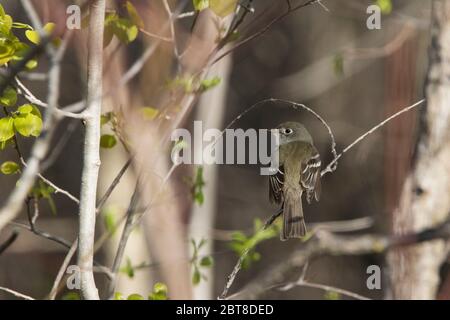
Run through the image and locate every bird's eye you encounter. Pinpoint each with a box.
[284,128,293,135]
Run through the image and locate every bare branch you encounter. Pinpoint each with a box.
[0,231,19,255]
[48,241,77,300]
[77,0,106,300]
[229,216,450,299]
[0,286,34,300]
[278,280,370,300]
[321,99,426,176]
[14,77,86,119]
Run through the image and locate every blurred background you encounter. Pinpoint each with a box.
[1,0,447,300]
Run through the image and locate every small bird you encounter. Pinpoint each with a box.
[269,122,321,240]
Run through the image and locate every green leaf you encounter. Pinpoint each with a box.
[126,1,144,28]
[13,112,42,137]
[376,0,392,15]
[103,23,115,48]
[0,14,13,35]
[25,58,38,70]
[0,86,17,107]
[127,293,144,300]
[62,292,81,300]
[199,256,213,267]
[193,0,209,11]
[25,22,56,45]
[140,107,159,120]
[101,112,113,125]
[0,117,14,142]
[17,104,33,114]
[149,292,167,300]
[120,257,135,278]
[0,43,16,66]
[153,282,168,295]
[47,193,57,215]
[194,191,204,205]
[100,134,117,149]
[149,282,168,300]
[199,77,221,92]
[210,0,238,17]
[31,180,57,215]
[192,166,205,205]
[25,30,39,45]
[114,292,125,300]
[103,209,117,234]
[110,18,138,44]
[324,291,341,300]
[1,161,20,175]
[192,267,201,285]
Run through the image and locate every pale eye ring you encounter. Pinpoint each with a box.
[284,128,293,135]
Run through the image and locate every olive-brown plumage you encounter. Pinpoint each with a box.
[269,122,321,240]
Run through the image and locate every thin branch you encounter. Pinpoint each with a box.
[219,208,282,299]
[0,286,34,300]
[211,0,321,66]
[0,231,19,255]
[96,158,132,211]
[106,162,180,297]
[48,241,77,300]
[321,98,426,176]
[14,77,85,119]
[106,183,140,298]
[139,28,172,42]
[41,121,80,171]
[162,0,180,61]
[278,279,370,300]
[11,220,71,250]
[177,11,196,19]
[19,159,80,204]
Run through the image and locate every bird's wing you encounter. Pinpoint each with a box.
[269,165,284,204]
[300,148,321,203]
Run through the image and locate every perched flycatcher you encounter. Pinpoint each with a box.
[269,122,321,240]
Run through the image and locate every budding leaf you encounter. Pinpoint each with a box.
[25,22,56,45]
[0,117,15,142]
[193,0,209,11]
[376,0,393,15]
[100,134,117,149]
[0,86,17,107]
[126,1,144,28]
[199,256,213,267]
[210,0,238,18]
[13,112,42,137]
[1,161,19,175]
[199,77,221,92]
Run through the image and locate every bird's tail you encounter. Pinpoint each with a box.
[281,189,306,240]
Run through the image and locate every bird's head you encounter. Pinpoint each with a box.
[272,121,313,145]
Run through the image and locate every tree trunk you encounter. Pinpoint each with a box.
[388,0,450,299]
